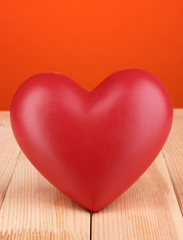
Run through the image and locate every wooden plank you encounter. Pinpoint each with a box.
[163,109,183,214]
[0,151,90,239]
[92,152,183,240]
[0,126,20,208]
[0,111,10,127]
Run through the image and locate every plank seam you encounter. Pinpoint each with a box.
[0,149,21,210]
[90,211,93,240]
[162,149,183,217]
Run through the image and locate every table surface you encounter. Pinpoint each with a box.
[0,110,183,240]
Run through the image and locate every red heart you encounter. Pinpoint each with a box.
[10,69,173,211]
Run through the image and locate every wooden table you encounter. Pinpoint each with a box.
[0,110,183,240]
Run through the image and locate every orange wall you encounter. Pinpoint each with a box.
[0,0,183,109]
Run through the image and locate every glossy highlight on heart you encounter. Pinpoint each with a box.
[10,68,173,211]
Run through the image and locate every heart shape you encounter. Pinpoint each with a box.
[10,68,173,211]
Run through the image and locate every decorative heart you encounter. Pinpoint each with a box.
[10,68,173,211]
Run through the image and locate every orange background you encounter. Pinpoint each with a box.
[0,0,183,109]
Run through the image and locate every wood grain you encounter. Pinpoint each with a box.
[0,126,20,208]
[0,229,88,240]
[92,152,183,240]
[0,111,10,127]
[1,110,183,239]
[163,109,183,214]
[0,152,90,239]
